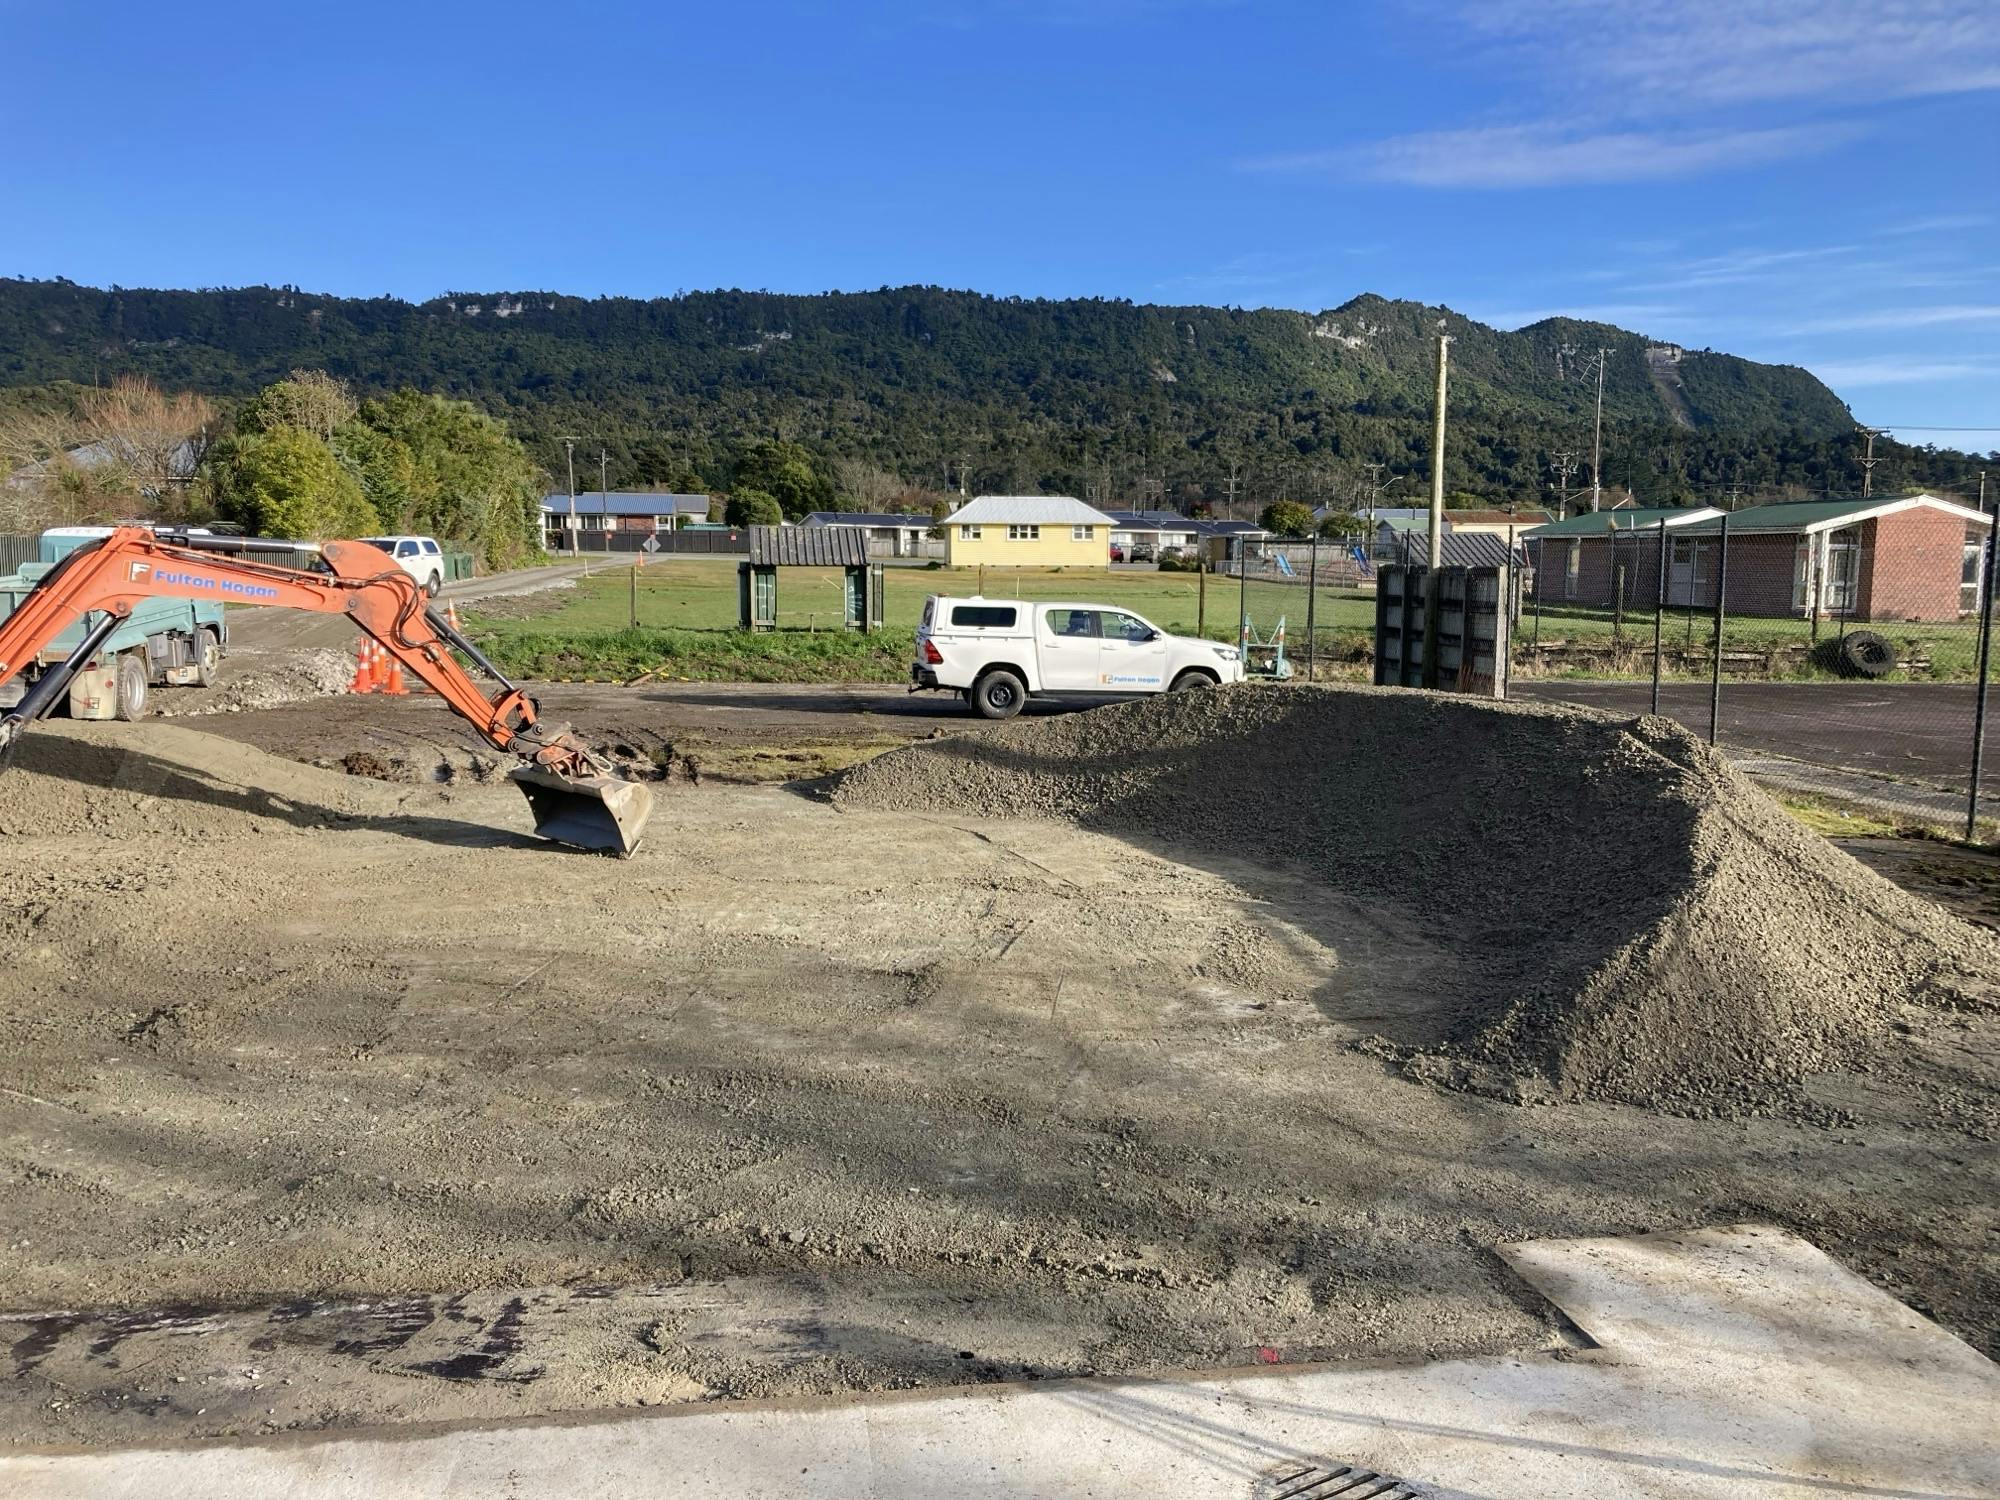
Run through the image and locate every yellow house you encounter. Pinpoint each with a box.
[942,496,1115,568]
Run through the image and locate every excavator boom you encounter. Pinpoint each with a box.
[0,528,652,855]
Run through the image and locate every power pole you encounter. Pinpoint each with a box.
[1859,427,1881,498]
[560,436,579,555]
[1429,331,1450,570]
[1422,327,1451,688]
[1590,348,1608,513]
[1551,451,1577,521]
[599,447,609,504]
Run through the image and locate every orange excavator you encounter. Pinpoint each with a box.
[0,527,653,855]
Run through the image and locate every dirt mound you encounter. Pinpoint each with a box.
[0,719,471,843]
[152,648,355,718]
[832,685,2000,1111]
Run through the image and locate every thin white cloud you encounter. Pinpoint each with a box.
[1453,0,2000,109]
[1667,243,1862,286]
[1811,355,2000,387]
[1793,305,2000,333]
[1875,213,1994,236]
[1251,123,1856,189]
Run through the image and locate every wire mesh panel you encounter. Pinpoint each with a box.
[1514,497,2000,839]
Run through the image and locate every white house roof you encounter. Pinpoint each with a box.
[540,492,711,517]
[944,495,1116,527]
[1672,493,1991,537]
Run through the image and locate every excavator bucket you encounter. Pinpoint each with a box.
[509,766,654,856]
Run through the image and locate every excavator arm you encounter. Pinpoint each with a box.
[0,528,653,854]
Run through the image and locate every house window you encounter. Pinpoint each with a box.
[579,514,606,532]
[1797,532,1860,613]
[1008,524,1041,541]
[959,525,982,540]
[654,515,676,529]
[1564,541,1580,598]
[1964,528,1987,614]
[1071,525,1094,541]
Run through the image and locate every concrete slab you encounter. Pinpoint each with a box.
[6,1225,1996,1498]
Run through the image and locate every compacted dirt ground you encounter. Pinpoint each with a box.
[1,683,1995,1451]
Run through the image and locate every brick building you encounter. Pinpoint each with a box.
[1523,495,1991,622]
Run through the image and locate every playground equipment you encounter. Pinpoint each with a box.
[1238,614,1292,679]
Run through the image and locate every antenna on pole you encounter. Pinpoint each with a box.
[1550,450,1578,521]
[1858,426,1882,498]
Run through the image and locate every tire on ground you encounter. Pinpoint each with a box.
[1169,669,1217,692]
[426,572,443,597]
[972,669,1026,720]
[1836,630,1896,679]
[113,651,149,722]
[194,627,222,688]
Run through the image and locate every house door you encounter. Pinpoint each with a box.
[1668,538,1704,606]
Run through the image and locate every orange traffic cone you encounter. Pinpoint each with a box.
[382,654,408,696]
[348,640,369,693]
[363,640,383,692]
[445,601,463,634]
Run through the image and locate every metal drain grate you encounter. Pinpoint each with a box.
[1257,1462,1423,1500]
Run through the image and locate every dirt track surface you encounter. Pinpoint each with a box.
[2,692,1997,1449]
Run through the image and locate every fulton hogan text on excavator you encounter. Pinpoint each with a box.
[0,528,654,855]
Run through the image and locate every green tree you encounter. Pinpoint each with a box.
[1318,509,1366,539]
[208,426,375,539]
[724,487,783,527]
[1260,500,1314,537]
[735,440,833,521]
[237,369,357,441]
[336,391,544,568]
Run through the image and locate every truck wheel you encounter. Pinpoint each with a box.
[426,571,443,597]
[194,627,222,688]
[114,651,149,722]
[972,670,1026,720]
[1836,630,1896,679]
[1169,669,1217,692]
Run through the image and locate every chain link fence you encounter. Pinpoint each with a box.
[1514,504,2000,839]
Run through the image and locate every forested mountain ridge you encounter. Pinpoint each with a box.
[0,277,1965,506]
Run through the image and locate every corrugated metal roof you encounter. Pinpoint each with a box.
[1389,531,1524,569]
[1523,506,1721,539]
[541,492,711,516]
[800,512,931,529]
[746,525,869,567]
[944,495,1116,526]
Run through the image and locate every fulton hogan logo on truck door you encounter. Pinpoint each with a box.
[127,560,279,601]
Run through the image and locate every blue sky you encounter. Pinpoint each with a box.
[2,0,1996,443]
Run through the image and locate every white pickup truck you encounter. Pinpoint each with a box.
[912,595,1245,718]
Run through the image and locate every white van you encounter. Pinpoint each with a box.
[913,596,1245,718]
[359,535,447,595]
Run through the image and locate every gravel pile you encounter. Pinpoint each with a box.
[152,648,356,718]
[833,684,2000,1111]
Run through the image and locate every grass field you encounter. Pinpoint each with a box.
[462,558,1990,684]
[462,560,1375,682]
[1522,601,1986,680]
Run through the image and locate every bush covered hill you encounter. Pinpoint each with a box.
[0,277,1977,507]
